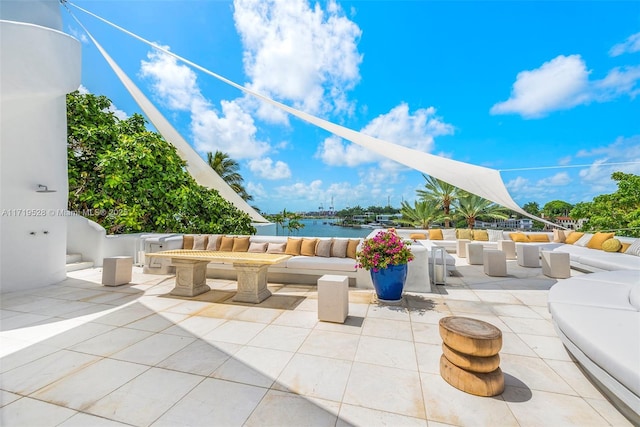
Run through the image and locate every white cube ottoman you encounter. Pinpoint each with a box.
[484,250,507,277]
[102,256,133,286]
[457,239,471,257]
[317,275,349,323]
[497,240,516,260]
[516,244,540,268]
[467,243,484,265]
[541,250,571,278]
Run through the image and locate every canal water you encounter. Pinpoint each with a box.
[273,219,373,238]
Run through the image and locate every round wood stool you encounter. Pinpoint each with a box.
[439,316,505,396]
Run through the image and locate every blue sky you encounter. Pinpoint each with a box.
[62,0,640,215]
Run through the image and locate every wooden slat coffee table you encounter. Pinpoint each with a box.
[147,250,291,302]
[439,316,504,396]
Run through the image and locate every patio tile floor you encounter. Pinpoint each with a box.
[0,257,633,426]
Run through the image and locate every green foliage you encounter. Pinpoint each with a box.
[398,200,444,228]
[266,209,305,235]
[542,200,573,219]
[356,229,414,271]
[569,172,640,237]
[453,192,509,228]
[207,150,253,201]
[521,201,544,229]
[417,175,459,227]
[66,91,255,235]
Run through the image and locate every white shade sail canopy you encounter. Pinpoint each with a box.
[67,2,557,228]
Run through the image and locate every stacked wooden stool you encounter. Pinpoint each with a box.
[439,316,504,396]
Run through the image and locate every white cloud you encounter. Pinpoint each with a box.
[316,103,454,167]
[68,26,89,44]
[77,85,128,120]
[609,32,640,57]
[233,0,362,119]
[491,54,640,118]
[248,157,292,179]
[140,48,270,159]
[490,55,590,118]
[537,172,571,187]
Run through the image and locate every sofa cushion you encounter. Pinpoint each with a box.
[410,233,427,240]
[428,229,443,240]
[509,232,529,243]
[602,238,622,252]
[315,239,332,257]
[621,242,632,253]
[587,232,615,250]
[548,277,637,311]
[331,239,348,258]
[528,234,549,243]
[219,236,234,251]
[442,229,457,240]
[301,238,318,256]
[183,235,194,250]
[248,242,267,253]
[565,232,584,245]
[457,229,473,240]
[206,235,222,251]
[266,242,286,254]
[578,253,640,271]
[193,235,208,250]
[573,233,593,247]
[473,230,489,241]
[487,229,503,242]
[346,239,360,259]
[285,238,303,256]
[287,256,356,272]
[232,236,251,252]
[625,239,640,256]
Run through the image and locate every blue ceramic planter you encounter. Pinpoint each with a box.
[370,264,407,302]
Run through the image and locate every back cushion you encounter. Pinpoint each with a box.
[266,242,287,254]
[301,238,318,256]
[564,232,584,245]
[428,229,443,240]
[219,236,234,251]
[182,235,194,249]
[248,242,268,253]
[285,238,303,256]
[331,239,349,258]
[193,235,208,250]
[487,229,503,242]
[509,232,529,243]
[346,239,360,259]
[586,232,615,250]
[315,239,333,257]
[206,235,222,251]
[528,234,549,243]
[602,238,622,253]
[457,229,473,240]
[232,237,251,252]
[573,233,593,247]
[442,228,457,240]
[473,230,489,241]
[410,233,427,240]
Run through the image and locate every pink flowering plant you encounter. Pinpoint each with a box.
[356,228,414,272]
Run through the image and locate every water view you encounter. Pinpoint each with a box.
[274,218,373,238]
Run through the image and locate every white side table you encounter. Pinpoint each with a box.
[497,240,516,260]
[484,250,507,277]
[102,256,133,286]
[317,275,349,323]
[541,251,571,278]
[457,239,470,258]
[516,244,540,267]
[467,243,484,265]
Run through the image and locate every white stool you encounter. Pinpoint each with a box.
[541,251,570,278]
[467,243,484,265]
[483,250,507,277]
[317,275,349,323]
[497,240,516,260]
[516,244,540,267]
[102,256,133,286]
[457,239,470,257]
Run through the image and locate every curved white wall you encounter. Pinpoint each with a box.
[0,2,81,292]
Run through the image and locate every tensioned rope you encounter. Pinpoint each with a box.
[61,1,563,228]
[500,162,640,172]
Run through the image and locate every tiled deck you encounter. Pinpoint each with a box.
[0,257,633,426]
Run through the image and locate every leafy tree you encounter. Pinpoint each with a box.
[570,172,640,237]
[206,150,253,202]
[66,91,255,235]
[542,200,573,220]
[266,209,305,235]
[522,201,544,229]
[398,200,443,228]
[417,175,459,227]
[453,193,509,229]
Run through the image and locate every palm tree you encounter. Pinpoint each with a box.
[453,193,508,229]
[416,175,458,227]
[398,200,444,229]
[206,151,253,202]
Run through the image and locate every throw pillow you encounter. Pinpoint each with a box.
[331,239,349,258]
[232,236,251,252]
[285,238,303,256]
[410,233,427,240]
[487,229,503,242]
[182,235,194,249]
[457,229,473,240]
[429,229,443,240]
[620,242,632,253]
[509,232,529,243]
[552,229,566,243]
[442,228,457,240]
[564,232,584,245]
[301,238,318,256]
[315,239,333,257]
[219,236,234,251]
[346,239,360,259]
[528,234,550,243]
[266,242,286,254]
[601,238,622,253]
[624,239,640,256]
[206,234,222,251]
[248,242,268,253]
[586,232,615,250]
[573,233,593,247]
[193,234,207,250]
[473,230,489,241]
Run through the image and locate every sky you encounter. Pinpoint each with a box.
[61,0,640,215]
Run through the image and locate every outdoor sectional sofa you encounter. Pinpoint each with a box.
[143,233,436,293]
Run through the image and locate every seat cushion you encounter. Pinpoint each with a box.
[286,256,356,272]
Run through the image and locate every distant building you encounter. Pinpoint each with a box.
[474,218,533,230]
[543,216,587,231]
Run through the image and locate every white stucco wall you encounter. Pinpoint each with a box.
[0,1,81,292]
